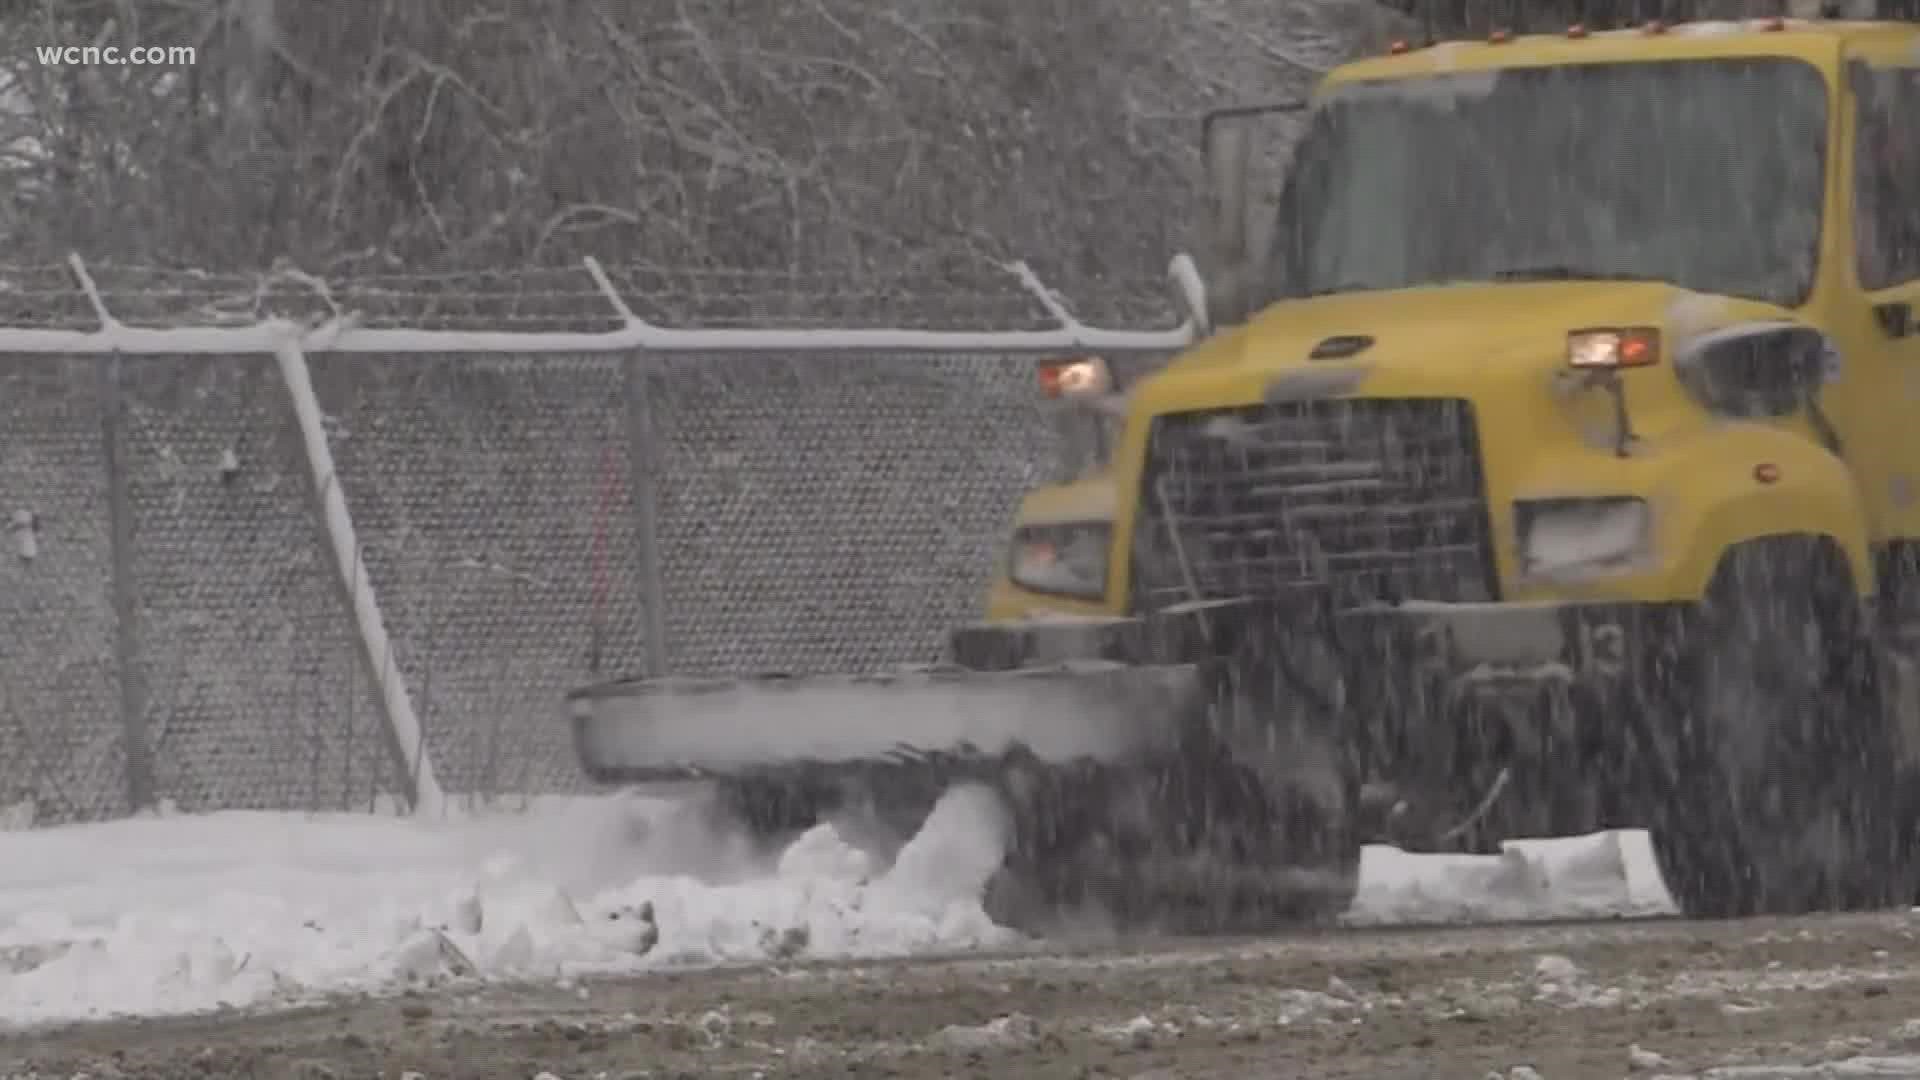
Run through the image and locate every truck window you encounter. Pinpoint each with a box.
[1854,65,1920,290]
[1267,58,1827,308]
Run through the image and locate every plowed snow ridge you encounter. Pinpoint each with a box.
[0,788,1675,1030]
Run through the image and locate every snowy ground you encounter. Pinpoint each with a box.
[0,785,1676,1031]
[16,906,1920,1080]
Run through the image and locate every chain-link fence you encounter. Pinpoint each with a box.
[0,259,1185,825]
[1,356,126,823]
[647,351,1064,677]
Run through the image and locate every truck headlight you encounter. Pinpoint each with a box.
[1038,356,1113,399]
[1009,522,1111,599]
[1517,497,1651,578]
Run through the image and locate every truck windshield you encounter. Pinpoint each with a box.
[1267,57,1828,307]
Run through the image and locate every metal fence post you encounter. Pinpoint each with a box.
[98,349,154,813]
[274,340,444,815]
[622,351,670,678]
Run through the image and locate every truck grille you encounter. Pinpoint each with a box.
[1131,397,1497,611]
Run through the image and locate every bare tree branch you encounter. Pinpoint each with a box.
[0,0,1405,288]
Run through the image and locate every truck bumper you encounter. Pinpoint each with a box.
[1337,599,1686,703]
[952,596,1691,851]
[952,595,1689,834]
[950,596,1689,696]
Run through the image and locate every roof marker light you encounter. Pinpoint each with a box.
[1568,328,1661,370]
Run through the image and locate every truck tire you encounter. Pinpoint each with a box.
[1199,664,1365,928]
[985,663,1362,937]
[1649,540,1910,917]
[988,742,1361,935]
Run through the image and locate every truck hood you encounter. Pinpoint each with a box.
[1147,280,1786,399]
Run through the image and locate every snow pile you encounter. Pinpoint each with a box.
[930,1012,1043,1052]
[1345,829,1675,926]
[0,790,1673,1030]
[0,786,1017,1029]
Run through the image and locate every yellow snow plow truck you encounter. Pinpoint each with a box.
[570,12,1920,929]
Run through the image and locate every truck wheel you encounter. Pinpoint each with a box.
[985,681,1362,937]
[1074,660,1360,935]
[1650,541,1907,917]
[1200,675,1364,928]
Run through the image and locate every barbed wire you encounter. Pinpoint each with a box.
[0,260,1184,333]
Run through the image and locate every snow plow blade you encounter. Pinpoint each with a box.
[565,661,1207,784]
[563,602,1367,934]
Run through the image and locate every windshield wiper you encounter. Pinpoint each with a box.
[1297,268,1657,297]
[1293,268,1658,297]
[1487,265,1657,283]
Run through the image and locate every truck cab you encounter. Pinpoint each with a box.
[976,15,1920,917]
[994,16,1920,625]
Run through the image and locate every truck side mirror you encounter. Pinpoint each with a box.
[1675,323,1834,421]
[1199,101,1306,331]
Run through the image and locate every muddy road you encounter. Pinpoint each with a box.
[10,912,1920,1079]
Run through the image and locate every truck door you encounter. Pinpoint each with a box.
[1846,59,1920,640]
